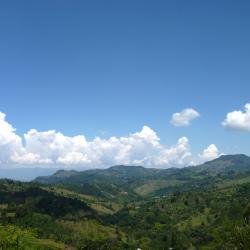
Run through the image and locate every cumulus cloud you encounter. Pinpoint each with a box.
[171,108,200,127]
[0,111,218,168]
[199,144,219,161]
[154,137,192,166]
[0,112,23,163]
[222,103,250,132]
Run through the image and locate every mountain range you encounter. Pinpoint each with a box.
[34,154,250,199]
[0,154,249,249]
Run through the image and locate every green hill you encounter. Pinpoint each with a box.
[34,154,250,198]
[0,154,250,249]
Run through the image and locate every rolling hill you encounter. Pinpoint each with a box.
[0,154,249,249]
[34,154,250,198]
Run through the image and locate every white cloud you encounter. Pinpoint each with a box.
[199,144,219,161]
[0,112,23,163]
[171,108,200,127]
[154,137,192,166]
[222,103,250,132]
[0,111,218,168]
[11,152,53,165]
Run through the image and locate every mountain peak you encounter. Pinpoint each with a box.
[51,169,79,178]
[216,154,248,161]
[207,154,250,165]
[193,154,250,175]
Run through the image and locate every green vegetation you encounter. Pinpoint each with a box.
[0,154,250,249]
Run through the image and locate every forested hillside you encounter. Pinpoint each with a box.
[0,155,250,249]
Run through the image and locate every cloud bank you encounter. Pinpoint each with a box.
[171,108,200,127]
[222,103,250,132]
[0,111,218,168]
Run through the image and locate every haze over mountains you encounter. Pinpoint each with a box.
[0,168,58,181]
[1,154,249,183]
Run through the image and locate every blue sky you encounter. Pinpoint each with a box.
[0,1,250,168]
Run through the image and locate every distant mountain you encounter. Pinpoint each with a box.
[35,154,250,183]
[191,154,250,175]
[35,165,163,184]
[34,154,250,198]
[34,165,164,199]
